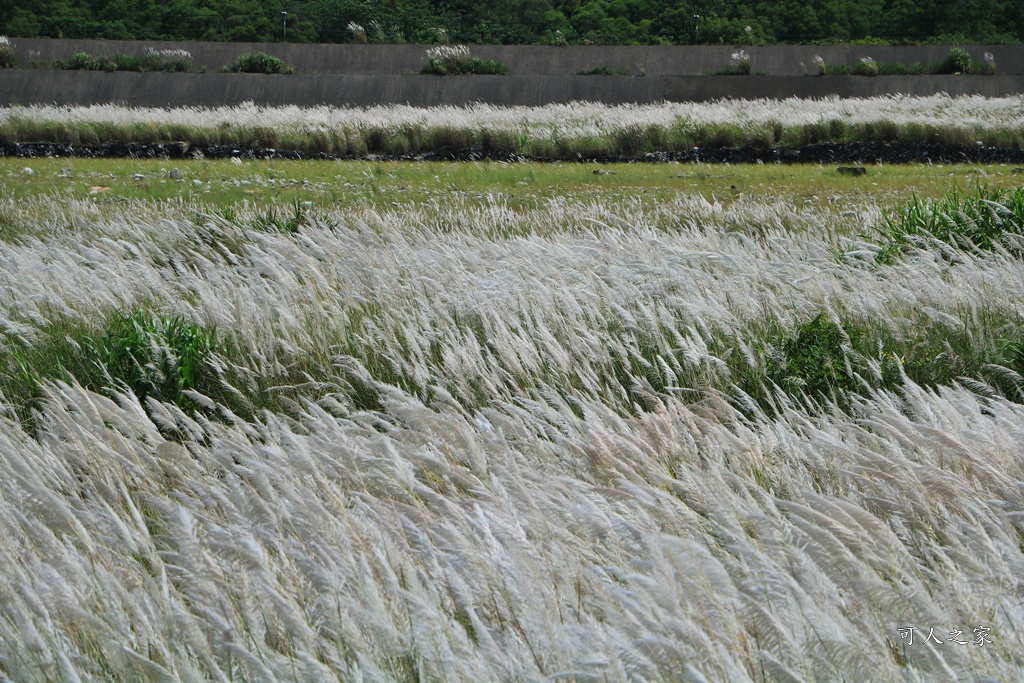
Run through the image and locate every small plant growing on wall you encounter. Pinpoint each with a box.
[982,51,996,75]
[142,47,193,72]
[812,55,826,76]
[45,49,193,72]
[421,45,508,75]
[729,49,751,75]
[714,50,753,75]
[0,36,14,68]
[939,47,972,74]
[225,52,292,74]
[347,21,367,44]
[854,56,878,76]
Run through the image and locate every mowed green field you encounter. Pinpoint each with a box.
[4,157,1022,212]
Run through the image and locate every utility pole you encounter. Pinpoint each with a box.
[693,14,700,44]
[282,1,288,42]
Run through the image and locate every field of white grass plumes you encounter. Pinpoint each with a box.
[0,185,1023,681]
[4,95,1024,155]
[3,95,1023,135]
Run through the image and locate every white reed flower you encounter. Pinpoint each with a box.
[144,46,192,59]
[0,183,1023,681]
[426,44,470,62]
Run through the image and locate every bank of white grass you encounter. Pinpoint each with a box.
[3,95,1024,154]
[0,192,1022,680]
[3,94,1024,137]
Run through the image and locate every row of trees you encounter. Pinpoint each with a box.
[1,0,1020,45]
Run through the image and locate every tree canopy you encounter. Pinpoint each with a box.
[1,0,1020,44]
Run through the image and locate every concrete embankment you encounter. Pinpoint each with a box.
[2,39,1022,107]
[9,39,1024,77]
[2,70,1024,108]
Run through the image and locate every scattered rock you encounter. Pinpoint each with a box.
[89,186,111,194]
[21,167,33,175]
[593,169,617,175]
[132,173,146,180]
[1013,168,1024,174]
[169,168,182,179]
[59,167,72,178]
[837,166,867,176]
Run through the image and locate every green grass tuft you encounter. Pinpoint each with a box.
[1,309,223,431]
[225,52,288,74]
[876,185,1024,264]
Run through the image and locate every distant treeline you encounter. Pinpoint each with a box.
[1,0,1020,45]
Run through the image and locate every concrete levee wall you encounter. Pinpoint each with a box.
[7,38,1024,77]
[2,70,1023,108]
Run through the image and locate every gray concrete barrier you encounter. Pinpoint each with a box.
[7,38,1024,77]
[1,70,1022,108]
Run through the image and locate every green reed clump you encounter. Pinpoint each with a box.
[420,45,508,75]
[766,315,858,400]
[577,65,628,76]
[877,185,1024,264]
[94,309,219,408]
[2,309,225,430]
[225,52,290,74]
[937,47,973,74]
[422,56,508,75]
[51,51,192,72]
[724,307,1024,415]
[248,198,309,233]
[0,36,14,68]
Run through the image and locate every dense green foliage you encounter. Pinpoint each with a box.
[877,185,1024,263]
[420,46,509,74]
[0,37,13,67]
[0,0,1020,45]
[51,50,192,71]
[4,308,226,430]
[225,51,289,73]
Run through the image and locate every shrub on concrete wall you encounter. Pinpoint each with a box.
[982,51,996,75]
[937,47,972,74]
[49,50,192,72]
[854,56,879,76]
[714,50,752,76]
[0,36,13,68]
[420,45,508,75]
[225,52,291,74]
